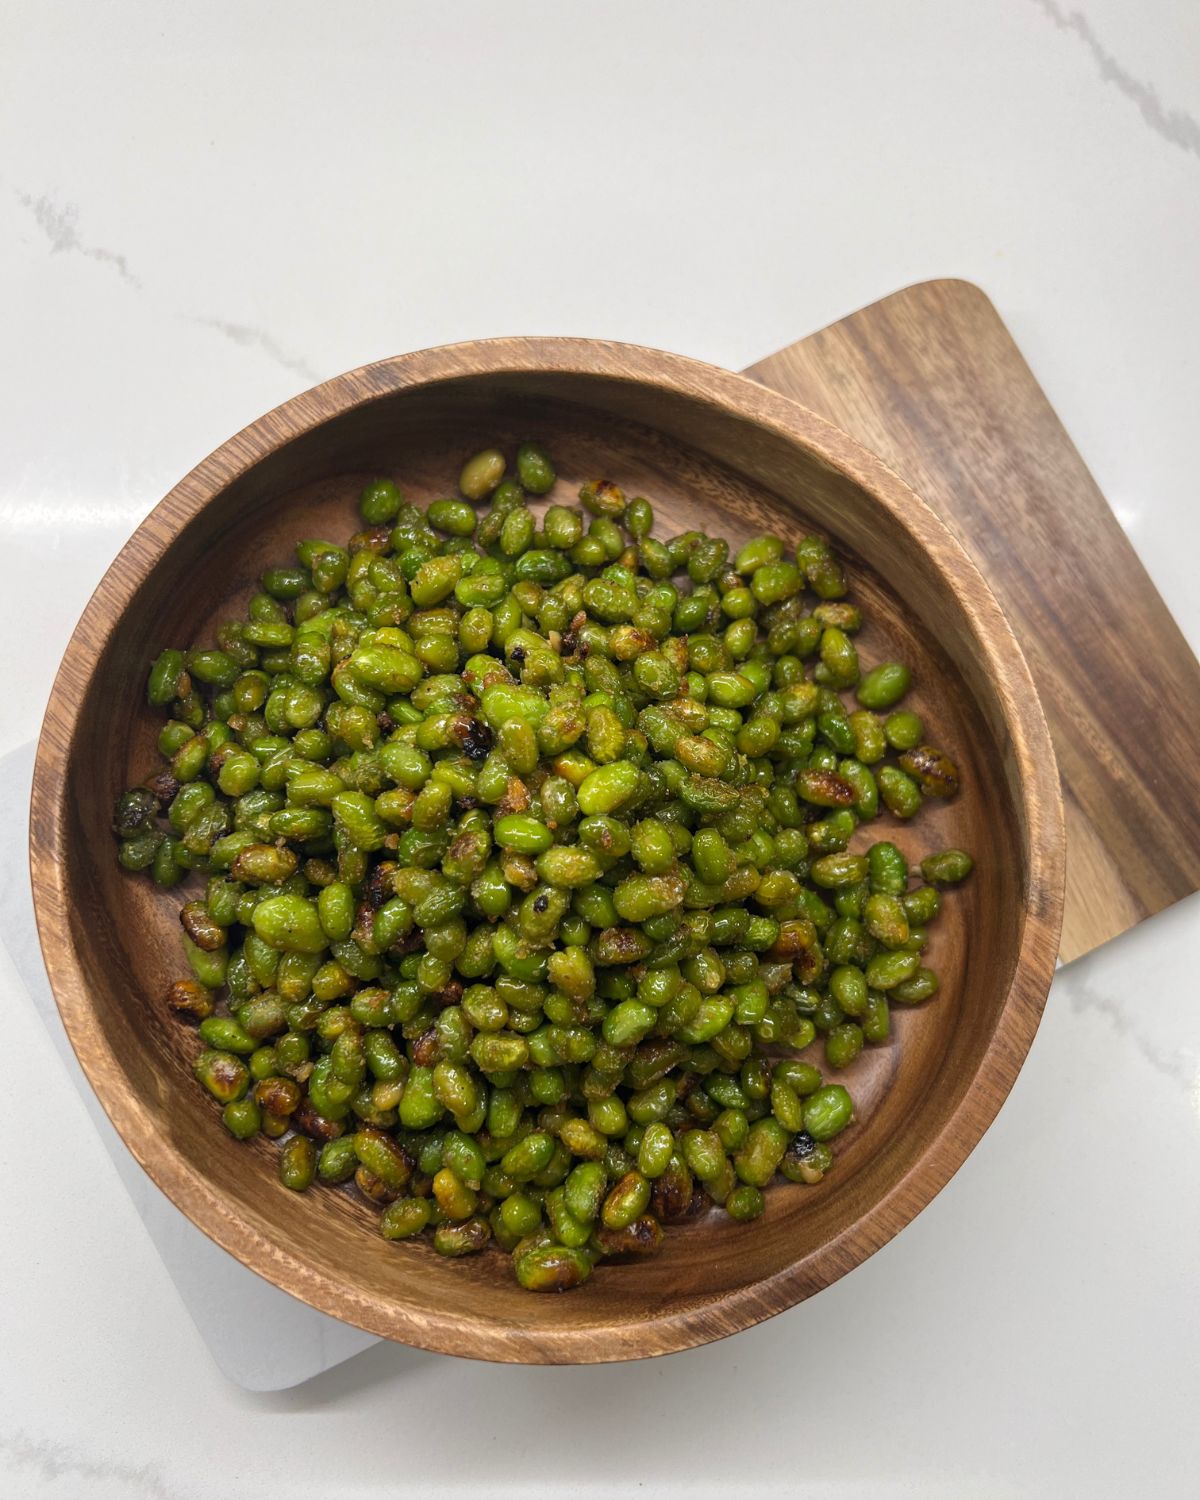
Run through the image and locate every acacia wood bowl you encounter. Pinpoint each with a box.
[30,339,1064,1363]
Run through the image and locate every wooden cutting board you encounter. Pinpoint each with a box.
[745,278,1200,963]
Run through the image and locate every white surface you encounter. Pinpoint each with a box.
[2,0,1199,1493]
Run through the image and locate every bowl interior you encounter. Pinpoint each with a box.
[37,356,1058,1360]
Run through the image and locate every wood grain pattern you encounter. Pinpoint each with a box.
[30,340,1063,1362]
[745,278,1200,962]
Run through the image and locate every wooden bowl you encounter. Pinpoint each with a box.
[30,339,1064,1362]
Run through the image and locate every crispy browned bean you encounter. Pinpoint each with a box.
[164,978,214,1021]
[898,744,960,797]
[180,902,225,951]
[593,1215,664,1258]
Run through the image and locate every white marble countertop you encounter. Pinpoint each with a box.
[3,1,1199,1495]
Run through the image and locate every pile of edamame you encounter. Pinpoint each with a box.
[113,442,972,1291]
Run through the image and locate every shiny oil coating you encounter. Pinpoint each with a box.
[113,445,972,1292]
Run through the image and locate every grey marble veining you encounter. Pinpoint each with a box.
[15,189,144,288]
[1031,0,1200,158]
[11,186,320,388]
[194,319,321,384]
[0,1430,177,1500]
[1064,973,1197,1092]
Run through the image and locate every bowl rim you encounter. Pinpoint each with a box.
[29,337,1065,1362]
